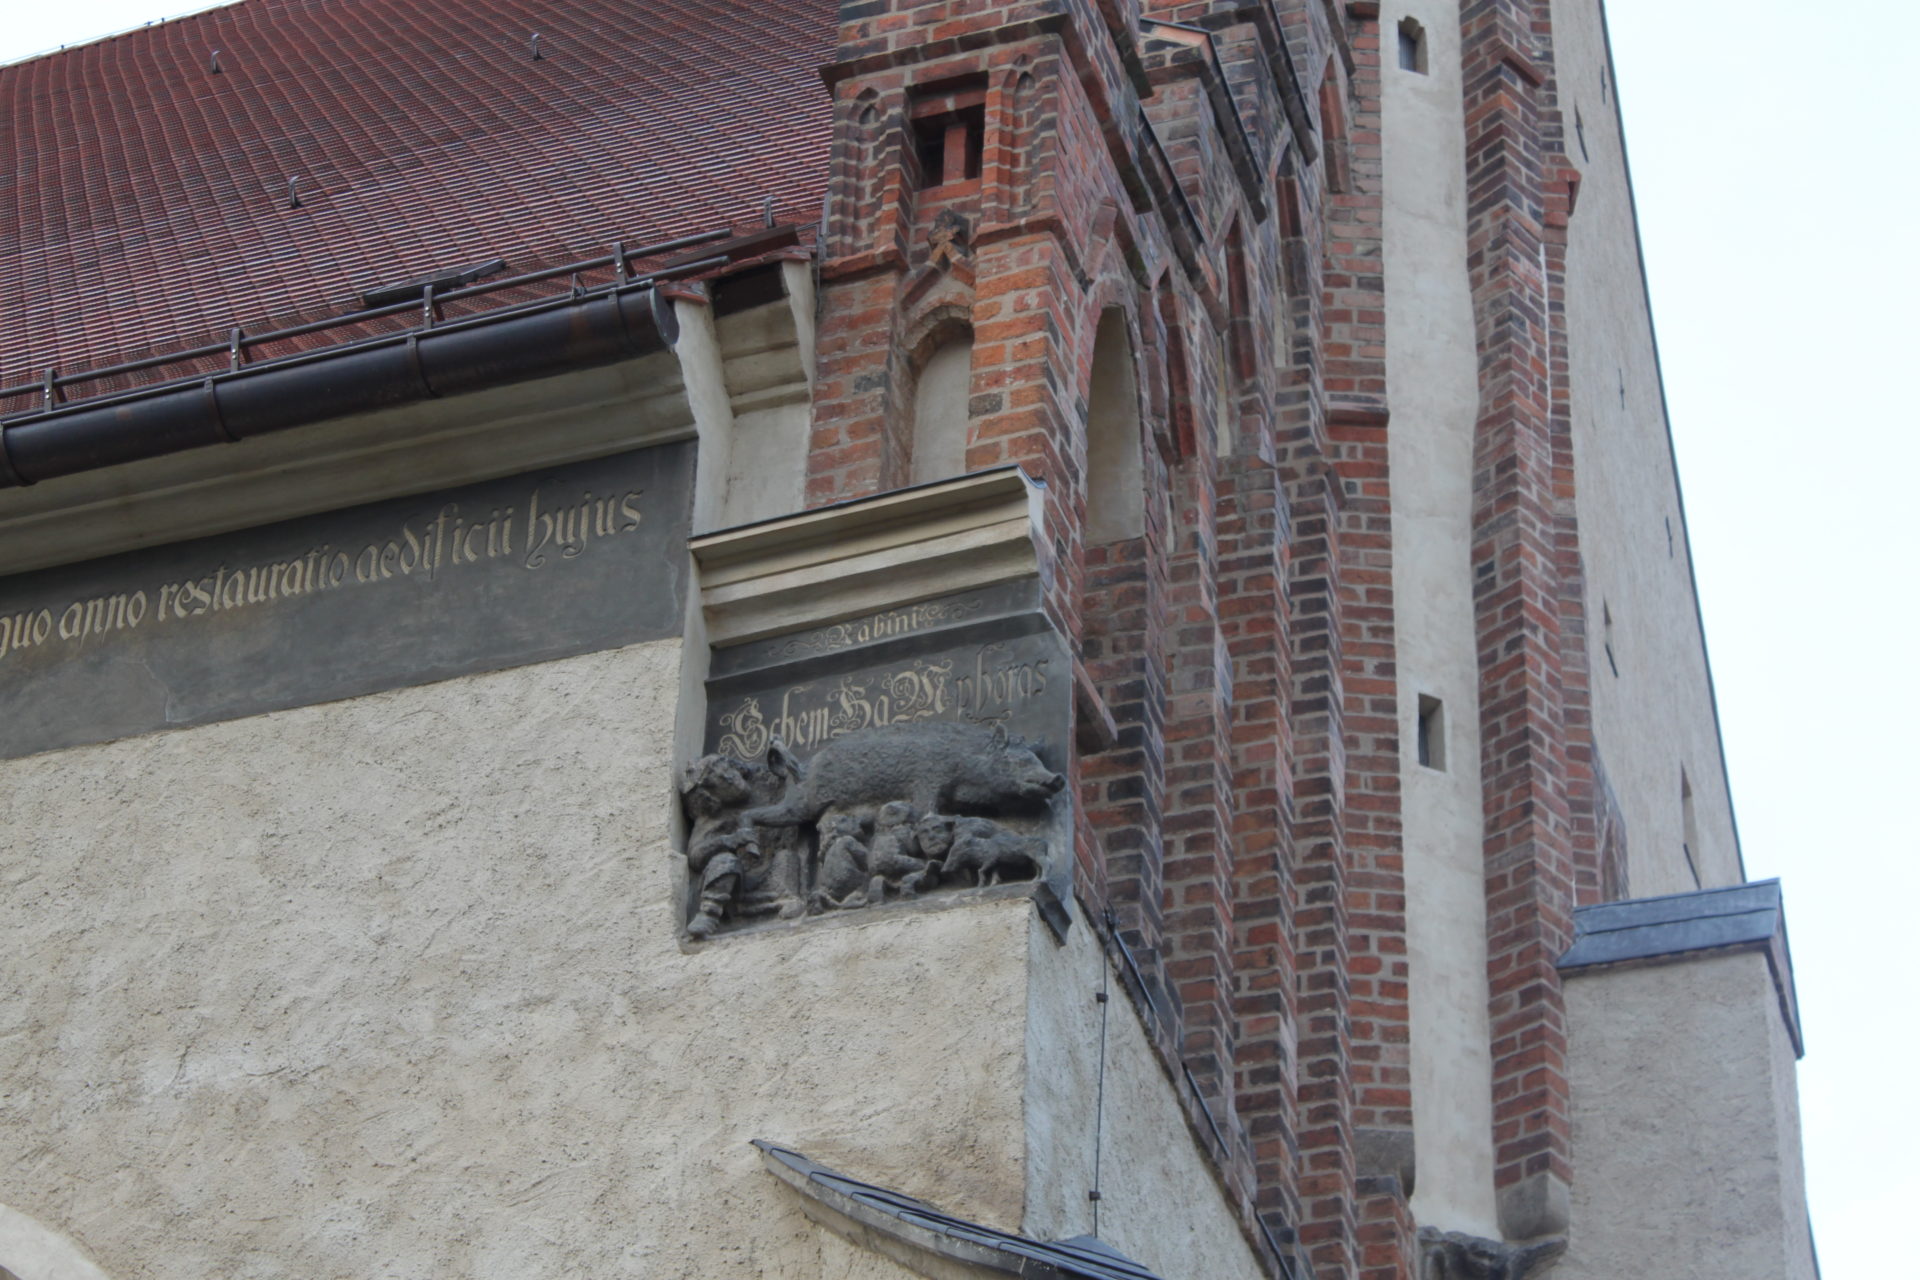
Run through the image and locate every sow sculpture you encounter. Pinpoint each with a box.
[677,722,1063,937]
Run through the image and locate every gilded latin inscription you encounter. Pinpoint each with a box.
[0,486,650,667]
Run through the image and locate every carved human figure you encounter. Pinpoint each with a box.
[864,800,938,901]
[679,741,805,937]
[811,812,871,912]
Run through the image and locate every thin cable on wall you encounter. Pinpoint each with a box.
[1091,906,1116,1235]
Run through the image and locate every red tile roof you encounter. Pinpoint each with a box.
[1,0,837,385]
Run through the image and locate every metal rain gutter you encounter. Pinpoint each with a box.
[0,282,679,490]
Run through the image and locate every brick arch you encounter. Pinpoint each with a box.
[1081,305,1149,548]
[899,301,974,375]
[1153,285,1200,464]
[1075,259,1153,437]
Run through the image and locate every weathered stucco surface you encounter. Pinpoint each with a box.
[1383,0,1500,1237]
[0,639,1035,1280]
[0,1205,110,1280]
[1022,915,1265,1280]
[1560,952,1815,1280]
[1551,0,1742,895]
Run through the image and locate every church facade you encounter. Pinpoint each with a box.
[0,1,1813,1278]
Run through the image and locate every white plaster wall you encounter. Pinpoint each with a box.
[1382,0,1502,1238]
[0,641,1034,1280]
[1550,0,1742,896]
[814,1230,942,1279]
[1560,952,1815,1280]
[1022,917,1266,1280]
[0,1206,111,1280]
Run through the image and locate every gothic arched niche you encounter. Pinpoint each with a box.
[909,326,974,484]
[1084,308,1145,545]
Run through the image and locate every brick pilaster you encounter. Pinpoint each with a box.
[1458,0,1576,1237]
[1219,453,1304,1240]
[1161,445,1241,1122]
[1284,454,1357,1279]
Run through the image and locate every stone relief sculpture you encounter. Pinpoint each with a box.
[678,722,1063,937]
[916,814,1045,887]
[1417,1228,1565,1280]
[680,742,807,938]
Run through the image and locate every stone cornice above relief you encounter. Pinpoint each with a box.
[690,468,1050,648]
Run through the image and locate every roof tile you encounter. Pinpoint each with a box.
[1,0,837,381]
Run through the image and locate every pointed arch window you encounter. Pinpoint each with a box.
[910,331,974,484]
[1085,310,1145,545]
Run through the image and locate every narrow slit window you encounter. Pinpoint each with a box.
[1416,694,1445,770]
[1681,770,1702,889]
[1397,18,1427,74]
[1602,599,1618,677]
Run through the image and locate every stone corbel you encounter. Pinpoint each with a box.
[1418,1227,1566,1280]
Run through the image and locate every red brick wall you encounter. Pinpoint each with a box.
[1458,0,1582,1238]
[807,1,1423,1274]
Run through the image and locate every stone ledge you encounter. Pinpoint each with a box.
[690,467,1048,647]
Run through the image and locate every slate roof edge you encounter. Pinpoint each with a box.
[753,1140,1168,1280]
[1557,879,1804,1059]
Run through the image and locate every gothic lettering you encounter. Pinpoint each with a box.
[0,483,659,668]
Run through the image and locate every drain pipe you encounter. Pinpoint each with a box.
[0,283,678,489]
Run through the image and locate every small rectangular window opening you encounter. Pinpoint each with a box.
[1416,694,1445,770]
[1397,18,1428,74]
[910,89,985,189]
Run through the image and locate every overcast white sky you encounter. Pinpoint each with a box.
[3,2,1911,1275]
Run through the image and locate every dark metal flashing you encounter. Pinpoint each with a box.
[0,284,676,490]
[711,262,792,318]
[359,257,507,308]
[755,1141,1165,1280]
[1557,879,1803,1057]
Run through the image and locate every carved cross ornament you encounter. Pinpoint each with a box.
[927,209,971,271]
